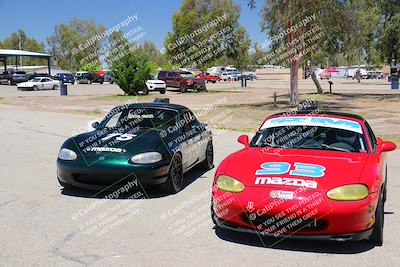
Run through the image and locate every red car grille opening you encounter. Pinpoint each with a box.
[242,213,328,232]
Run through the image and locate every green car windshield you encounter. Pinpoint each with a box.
[100,108,178,130]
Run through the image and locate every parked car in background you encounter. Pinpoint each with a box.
[17,77,61,91]
[242,71,257,80]
[77,73,104,84]
[74,71,88,81]
[53,73,75,84]
[144,75,166,94]
[104,71,114,84]
[157,70,206,92]
[0,71,29,85]
[196,72,220,83]
[220,71,237,81]
[27,73,51,80]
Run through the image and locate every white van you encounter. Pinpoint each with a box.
[207,66,226,76]
[74,71,88,80]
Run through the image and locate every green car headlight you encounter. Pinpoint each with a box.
[216,175,245,193]
[58,148,77,161]
[327,184,369,201]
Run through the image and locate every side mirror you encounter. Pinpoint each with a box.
[238,135,249,147]
[91,121,100,129]
[377,139,397,153]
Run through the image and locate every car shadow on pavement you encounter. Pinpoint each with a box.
[60,167,210,199]
[214,227,375,254]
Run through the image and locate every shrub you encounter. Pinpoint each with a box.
[111,51,150,95]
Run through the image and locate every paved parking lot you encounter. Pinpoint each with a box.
[0,104,399,266]
[0,78,394,98]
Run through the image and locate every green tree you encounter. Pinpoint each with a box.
[110,51,150,95]
[250,0,356,104]
[0,29,46,66]
[164,0,250,70]
[106,30,129,67]
[377,0,400,66]
[47,18,105,71]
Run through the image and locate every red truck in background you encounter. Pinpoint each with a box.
[196,72,220,83]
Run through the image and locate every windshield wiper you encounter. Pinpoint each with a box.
[318,144,350,152]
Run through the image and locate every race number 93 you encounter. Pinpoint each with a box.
[255,162,325,178]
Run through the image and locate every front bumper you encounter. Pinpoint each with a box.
[214,216,373,241]
[57,158,169,190]
[212,187,378,239]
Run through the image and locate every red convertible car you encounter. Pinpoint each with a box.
[211,111,396,246]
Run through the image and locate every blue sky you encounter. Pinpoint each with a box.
[0,0,265,49]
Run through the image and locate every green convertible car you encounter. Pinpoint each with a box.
[57,100,213,193]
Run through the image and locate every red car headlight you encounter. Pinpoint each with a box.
[327,184,369,201]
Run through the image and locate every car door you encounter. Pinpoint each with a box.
[179,111,205,169]
[165,72,175,87]
[42,78,52,89]
[38,78,46,89]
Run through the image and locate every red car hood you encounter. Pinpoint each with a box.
[223,147,369,192]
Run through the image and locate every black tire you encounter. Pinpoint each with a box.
[180,84,187,93]
[58,178,73,189]
[100,81,104,84]
[199,141,214,170]
[368,191,384,246]
[53,85,58,90]
[383,166,387,203]
[33,85,38,91]
[212,81,216,83]
[210,199,218,226]
[142,87,149,95]
[160,88,166,94]
[161,153,183,194]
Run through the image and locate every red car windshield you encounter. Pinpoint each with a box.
[251,125,367,153]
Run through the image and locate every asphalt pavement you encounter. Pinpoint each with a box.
[0,104,399,266]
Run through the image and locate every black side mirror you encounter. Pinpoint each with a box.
[92,121,100,129]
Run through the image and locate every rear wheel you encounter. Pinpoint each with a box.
[199,141,214,170]
[160,88,166,94]
[180,84,187,93]
[368,191,384,246]
[161,154,183,194]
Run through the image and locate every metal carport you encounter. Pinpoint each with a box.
[0,49,52,75]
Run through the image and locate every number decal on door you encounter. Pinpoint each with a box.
[255,162,325,178]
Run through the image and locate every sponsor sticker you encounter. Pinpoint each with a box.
[269,190,295,200]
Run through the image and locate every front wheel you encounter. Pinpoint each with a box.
[180,84,187,93]
[368,192,384,246]
[33,85,38,91]
[53,85,58,90]
[142,87,149,95]
[161,154,183,194]
[160,88,166,94]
